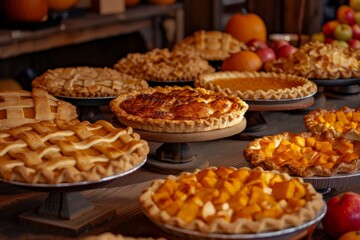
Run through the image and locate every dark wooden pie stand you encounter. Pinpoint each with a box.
[311,77,360,100]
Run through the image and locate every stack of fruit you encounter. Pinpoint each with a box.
[310,0,360,48]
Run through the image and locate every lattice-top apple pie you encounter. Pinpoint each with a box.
[110,86,248,133]
[140,166,323,234]
[0,88,78,131]
[173,30,247,61]
[195,71,317,101]
[0,119,149,184]
[32,66,149,98]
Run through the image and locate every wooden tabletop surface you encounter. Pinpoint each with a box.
[0,90,360,240]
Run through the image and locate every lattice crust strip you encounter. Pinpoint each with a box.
[0,119,149,184]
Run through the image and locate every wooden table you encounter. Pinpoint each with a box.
[0,94,359,240]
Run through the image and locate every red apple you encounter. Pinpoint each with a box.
[337,5,356,25]
[350,0,360,11]
[334,23,353,41]
[352,24,360,39]
[348,38,360,48]
[254,47,276,64]
[276,45,297,58]
[325,37,334,44]
[246,38,268,50]
[322,192,360,239]
[310,32,325,43]
[322,20,340,38]
[269,40,290,53]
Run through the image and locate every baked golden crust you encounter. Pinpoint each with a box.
[0,119,149,184]
[110,86,248,133]
[244,131,360,177]
[82,233,165,240]
[0,88,78,131]
[32,66,149,98]
[264,42,360,79]
[195,71,317,101]
[140,166,324,234]
[113,48,215,82]
[173,30,247,61]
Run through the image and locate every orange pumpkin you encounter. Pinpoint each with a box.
[3,0,48,22]
[48,0,79,11]
[340,231,360,240]
[222,51,263,72]
[225,11,267,44]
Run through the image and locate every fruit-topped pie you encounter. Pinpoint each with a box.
[110,86,248,133]
[113,48,215,82]
[172,30,247,61]
[195,71,317,101]
[244,131,360,177]
[304,106,360,139]
[0,119,149,184]
[264,42,360,79]
[0,88,78,131]
[32,66,149,98]
[140,166,324,234]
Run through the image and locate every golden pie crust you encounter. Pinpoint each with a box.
[195,71,317,101]
[173,30,247,61]
[113,48,215,82]
[304,106,360,139]
[0,88,78,131]
[244,131,360,177]
[264,42,360,79]
[140,166,324,234]
[82,233,165,240]
[0,119,149,184]
[110,86,248,133]
[32,66,149,98]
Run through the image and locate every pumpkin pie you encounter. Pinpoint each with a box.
[113,48,215,82]
[195,71,317,101]
[110,85,248,133]
[173,30,247,61]
[0,119,149,184]
[244,131,360,177]
[140,166,324,234]
[32,66,149,98]
[0,88,78,131]
[264,42,360,79]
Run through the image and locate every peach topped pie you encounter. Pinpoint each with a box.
[110,86,248,133]
[0,88,77,131]
[32,66,149,98]
[264,42,360,79]
[244,131,360,177]
[0,119,149,184]
[173,30,247,61]
[140,166,324,234]
[195,71,317,101]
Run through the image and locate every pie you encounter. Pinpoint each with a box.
[172,30,247,61]
[304,106,360,139]
[82,233,165,240]
[0,119,149,184]
[113,48,215,82]
[110,86,248,133]
[264,42,360,79]
[32,66,149,98]
[195,71,317,101]
[0,88,78,131]
[244,131,360,177]
[140,166,324,234]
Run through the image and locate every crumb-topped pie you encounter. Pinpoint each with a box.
[0,119,149,184]
[244,131,360,177]
[113,48,215,82]
[195,71,317,101]
[304,106,360,139]
[173,30,247,61]
[140,166,324,234]
[110,86,248,133]
[82,233,165,240]
[32,66,149,98]
[264,42,360,79]
[0,88,78,131]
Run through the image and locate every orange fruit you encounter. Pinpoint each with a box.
[222,51,263,72]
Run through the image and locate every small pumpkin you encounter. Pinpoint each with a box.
[222,51,263,72]
[340,231,360,240]
[225,10,267,44]
[48,0,79,11]
[3,0,49,22]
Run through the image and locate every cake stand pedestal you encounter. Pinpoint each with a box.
[135,119,247,175]
[311,77,360,100]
